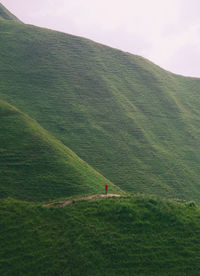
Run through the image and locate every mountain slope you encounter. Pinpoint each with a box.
[1,195,200,275]
[0,4,21,22]
[1,10,200,201]
[0,98,120,201]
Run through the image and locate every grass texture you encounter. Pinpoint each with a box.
[0,99,120,201]
[1,6,200,201]
[1,195,200,275]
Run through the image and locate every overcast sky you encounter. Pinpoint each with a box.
[1,0,200,78]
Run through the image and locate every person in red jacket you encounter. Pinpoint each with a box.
[105,184,109,195]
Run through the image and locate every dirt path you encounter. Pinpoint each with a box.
[44,194,121,207]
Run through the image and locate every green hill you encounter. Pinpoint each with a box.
[1,195,200,275]
[1,5,200,276]
[0,4,21,22]
[0,99,120,201]
[1,6,200,201]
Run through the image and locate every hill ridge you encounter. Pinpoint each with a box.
[0,3,21,22]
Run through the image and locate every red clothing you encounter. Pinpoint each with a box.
[105,185,108,190]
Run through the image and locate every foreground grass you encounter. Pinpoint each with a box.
[1,195,200,275]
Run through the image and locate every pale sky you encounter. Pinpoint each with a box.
[1,0,200,78]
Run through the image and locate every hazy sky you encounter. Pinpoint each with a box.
[1,0,200,77]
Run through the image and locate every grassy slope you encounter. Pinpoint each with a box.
[1,19,200,201]
[0,98,120,201]
[1,195,200,275]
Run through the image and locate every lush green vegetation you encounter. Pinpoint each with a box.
[1,4,200,276]
[1,14,200,201]
[0,99,120,201]
[1,195,200,275]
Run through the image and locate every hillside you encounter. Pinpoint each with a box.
[1,195,200,275]
[0,3,20,22]
[0,99,120,201]
[1,6,200,201]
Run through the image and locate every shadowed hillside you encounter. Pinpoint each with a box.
[1,6,200,201]
[0,99,120,201]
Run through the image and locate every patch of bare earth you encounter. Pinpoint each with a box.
[44,194,121,208]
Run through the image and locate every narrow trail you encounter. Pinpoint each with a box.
[44,194,121,207]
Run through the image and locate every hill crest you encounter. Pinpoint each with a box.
[0,3,21,22]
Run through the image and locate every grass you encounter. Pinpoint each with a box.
[1,6,200,201]
[1,5,200,276]
[0,99,121,201]
[1,195,200,275]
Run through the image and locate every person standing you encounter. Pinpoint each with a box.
[105,184,109,195]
